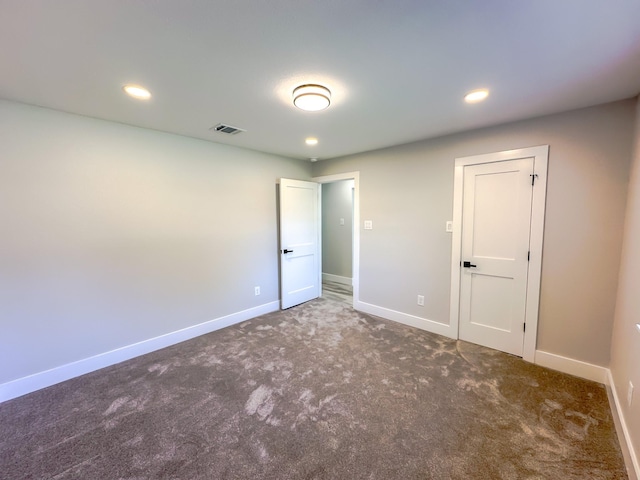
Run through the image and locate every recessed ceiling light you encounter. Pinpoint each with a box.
[310,158,318,162]
[293,84,331,111]
[464,89,489,103]
[123,84,151,100]
[305,137,318,146]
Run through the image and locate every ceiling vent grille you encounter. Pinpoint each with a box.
[211,123,246,135]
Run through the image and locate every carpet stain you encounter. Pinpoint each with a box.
[245,385,276,420]
[148,363,170,375]
[103,395,130,415]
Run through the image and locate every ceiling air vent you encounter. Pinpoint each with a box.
[210,123,245,135]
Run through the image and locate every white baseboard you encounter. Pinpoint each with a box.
[0,301,280,403]
[534,350,609,384]
[322,273,352,285]
[607,370,640,479]
[354,300,455,339]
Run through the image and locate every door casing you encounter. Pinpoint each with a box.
[449,146,549,362]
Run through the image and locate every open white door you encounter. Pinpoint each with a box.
[279,178,320,309]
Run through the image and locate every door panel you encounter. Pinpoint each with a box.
[459,158,534,356]
[469,274,515,332]
[279,178,320,309]
[472,171,520,260]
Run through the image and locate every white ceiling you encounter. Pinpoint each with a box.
[1,1,640,161]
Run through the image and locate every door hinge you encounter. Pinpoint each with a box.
[523,323,526,332]
[527,251,530,262]
[530,173,538,186]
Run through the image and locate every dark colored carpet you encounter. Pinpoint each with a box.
[0,284,627,479]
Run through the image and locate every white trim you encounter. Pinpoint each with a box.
[534,350,608,384]
[450,145,549,362]
[0,301,279,403]
[448,164,464,337]
[523,147,549,361]
[606,370,640,479]
[322,273,352,285]
[313,172,360,309]
[318,182,323,301]
[355,300,456,339]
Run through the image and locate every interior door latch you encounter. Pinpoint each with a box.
[463,261,477,268]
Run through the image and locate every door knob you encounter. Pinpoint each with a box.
[463,261,477,268]
[283,249,294,254]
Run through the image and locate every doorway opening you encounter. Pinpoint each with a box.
[320,179,354,305]
[314,172,360,310]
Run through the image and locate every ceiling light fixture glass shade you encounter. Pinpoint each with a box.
[293,84,331,111]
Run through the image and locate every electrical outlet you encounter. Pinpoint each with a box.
[628,381,634,407]
[254,286,261,296]
[417,295,425,306]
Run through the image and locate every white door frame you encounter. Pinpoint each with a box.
[313,172,360,308]
[449,146,549,362]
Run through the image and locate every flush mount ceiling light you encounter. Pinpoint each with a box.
[293,84,331,111]
[123,84,151,100]
[464,89,489,103]
[305,137,319,145]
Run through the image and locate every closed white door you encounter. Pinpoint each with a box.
[459,158,534,356]
[279,178,320,309]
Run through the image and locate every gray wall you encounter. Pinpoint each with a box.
[610,96,640,465]
[2,95,636,402]
[312,100,635,367]
[322,180,353,280]
[0,100,311,384]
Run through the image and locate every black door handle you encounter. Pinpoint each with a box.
[463,261,477,268]
[283,249,294,254]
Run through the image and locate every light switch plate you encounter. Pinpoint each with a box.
[446,221,453,233]
[340,218,345,226]
[364,220,373,230]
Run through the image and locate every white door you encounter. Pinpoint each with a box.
[459,158,534,356]
[279,178,320,309]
